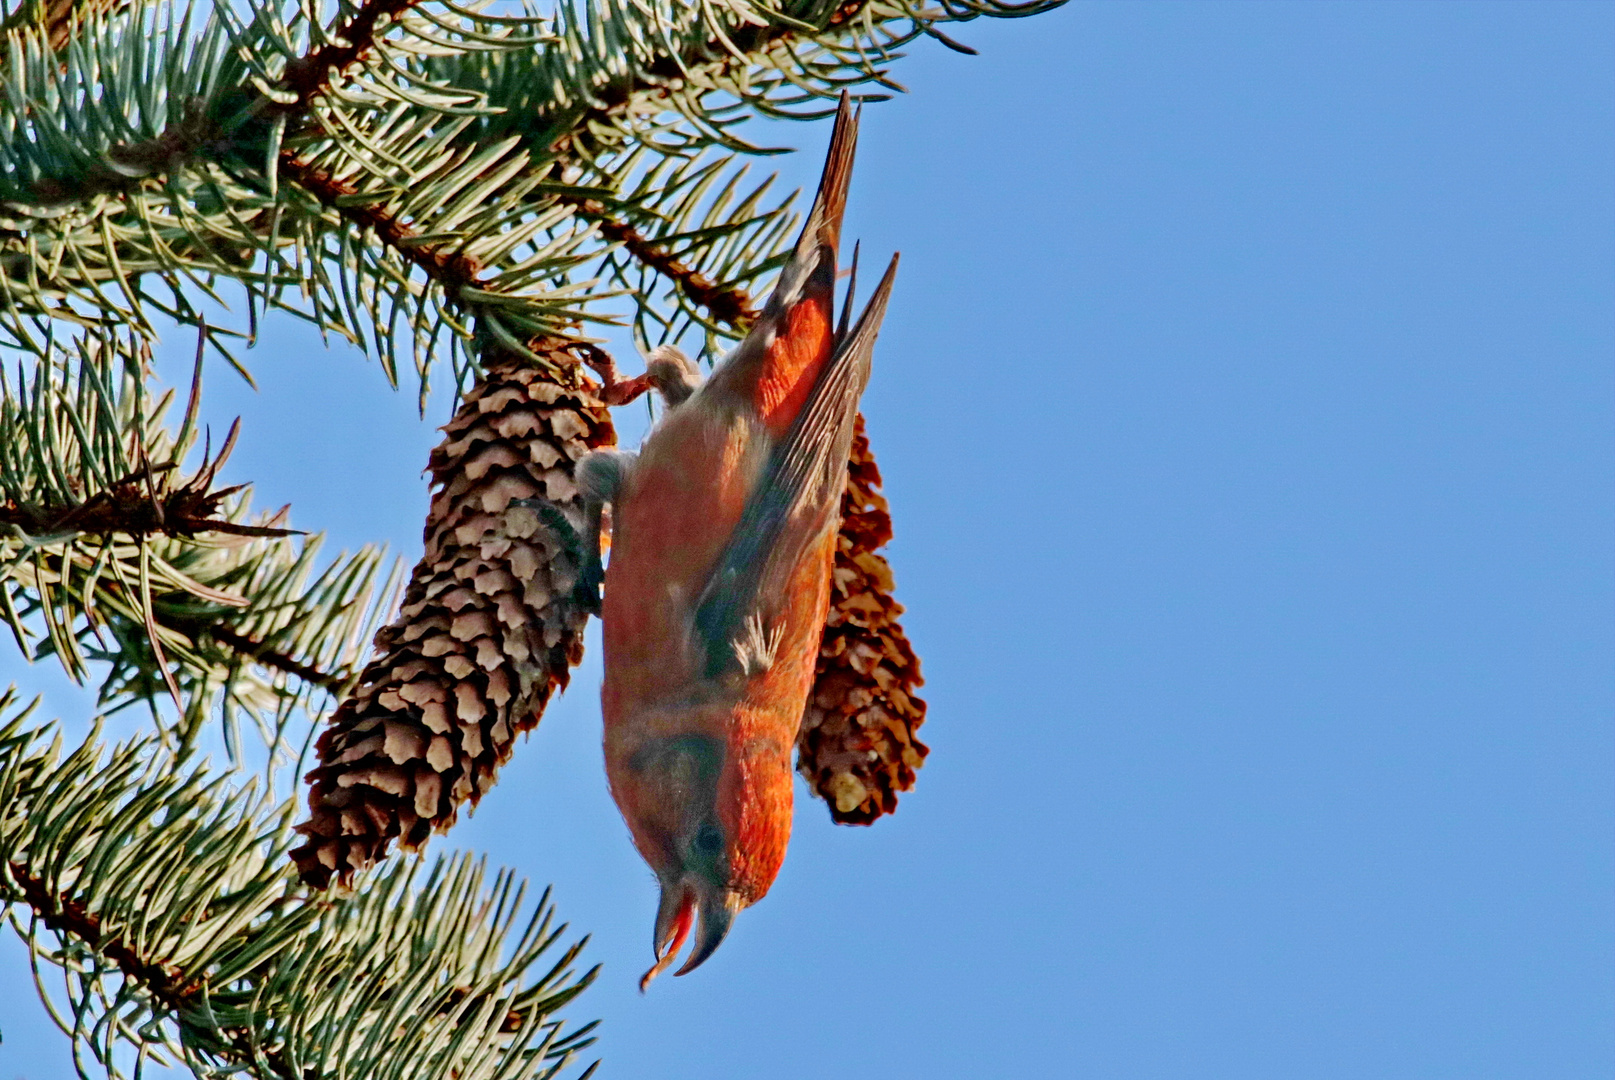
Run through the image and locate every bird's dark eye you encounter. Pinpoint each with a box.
[694,823,724,855]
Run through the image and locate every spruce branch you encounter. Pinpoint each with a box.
[203,620,346,692]
[53,569,349,692]
[8,859,204,1028]
[0,0,130,59]
[6,0,435,204]
[0,705,598,1080]
[0,0,580,383]
[536,0,879,162]
[447,0,1057,352]
[0,339,395,737]
[274,0,434,117]
[0,0,1059,377]
[565,195,761,332]
[0,452,300,540]
[8,533,384,756]
[274,150,481,300]
[8,859,569,1064]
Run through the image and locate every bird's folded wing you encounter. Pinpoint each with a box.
[692,254,900,679]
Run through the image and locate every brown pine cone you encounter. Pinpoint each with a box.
[797,414,928,825]
[291,347,614,888]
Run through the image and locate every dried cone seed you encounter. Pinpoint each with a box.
[797,414,928,824]
[291,349,614,888]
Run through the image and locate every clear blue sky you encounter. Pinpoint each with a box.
[3,3,1612,1078]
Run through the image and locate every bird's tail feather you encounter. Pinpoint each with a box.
[797,92,859,264]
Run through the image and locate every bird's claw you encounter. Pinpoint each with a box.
[571,343,655,406]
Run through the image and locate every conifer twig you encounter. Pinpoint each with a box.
[91,568,351,692]
[275,0,431,115]
[8,0,432,205]
[0,478,299,539]
[7,859,301,1079]
[545,0,874,159]
[275,155,483,293]
[10,861,192,998]
[563,197,761,331]
[199,622,346,692]
[0,0,131,59]
[6,857,544,1068]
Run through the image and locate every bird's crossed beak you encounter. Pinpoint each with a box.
[639,875,739,991]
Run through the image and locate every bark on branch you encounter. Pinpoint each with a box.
[564,197,761,331]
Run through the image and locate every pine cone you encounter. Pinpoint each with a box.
[797,414,928,825]
[291,347,614,888]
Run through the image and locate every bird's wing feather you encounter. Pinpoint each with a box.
[692,255,899,679]
[700,94,857,427]
[762,93,859,321]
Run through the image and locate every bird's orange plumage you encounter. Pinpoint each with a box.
[714,527,835,898]
[600,304,838,903]
[588,94,898,986]
[754,298,835,435]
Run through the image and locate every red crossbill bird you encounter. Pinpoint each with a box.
[574,93,899,988]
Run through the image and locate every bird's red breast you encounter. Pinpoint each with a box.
[715,524,836,900]
[599,403,757,719]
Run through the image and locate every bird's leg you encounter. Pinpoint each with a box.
[576,343,656,406]
[574,343,701,408]
[568,450,636,614]
[642,345,701,407]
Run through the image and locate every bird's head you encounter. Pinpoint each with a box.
[605,721,794,990]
